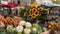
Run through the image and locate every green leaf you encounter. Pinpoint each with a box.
[10,14,14,18]
[0,28,6,34]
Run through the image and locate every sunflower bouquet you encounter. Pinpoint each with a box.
[20,4,50,23]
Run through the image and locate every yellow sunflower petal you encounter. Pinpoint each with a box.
[32,8,37,12]
[29,4,39,8]
[34,4,39,8]
[24,12,27,16]
[38,7,43,11]
[45,9,49,14]
[28,14,32,19]
[39,13,41,16]
[29,9,34,13]
[29,4,35,7]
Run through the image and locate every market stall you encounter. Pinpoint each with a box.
[0,0,60,34]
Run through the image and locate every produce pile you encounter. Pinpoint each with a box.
[48,21,59,34]
[0,3,58,34]
[0,15,21,27]
[0,15,48,34]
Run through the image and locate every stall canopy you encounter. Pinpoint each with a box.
[1,1,19,8]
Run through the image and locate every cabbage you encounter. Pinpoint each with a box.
[43,27,47,32]
[32,23,39,30]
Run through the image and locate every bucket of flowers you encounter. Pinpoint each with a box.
[20,4,50,24]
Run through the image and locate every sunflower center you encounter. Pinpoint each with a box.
[40,9,41,10]
[33,15,35,17]
[33,7,36,8]
[31,11,32,12]
[34,9,36,11]
[25,13,27,15]
[36,12,38,14]
[29,16,31,18]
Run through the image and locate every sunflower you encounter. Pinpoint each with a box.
[45,9,49,14]
[34,11,40,16]
[29,4,35,8]
[29,4,39,8]
[29,9,34,13]
[31,14,36,19]
[32,8,37,12]
[34,4,39,8]
[24,12,27,16]
[28,14,32,19]
[39,13,41,16]
[38,7,43,11]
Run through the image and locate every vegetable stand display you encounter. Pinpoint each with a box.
[0,1,59,34]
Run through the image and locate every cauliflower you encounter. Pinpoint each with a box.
[24,28,31,34]
[16,26,23,32]
[32,27,37,32]
[30,27,37,34]
[6,25,13,32]
[19,20,26,26]
[12,28,16,31]
[25,22,32,28]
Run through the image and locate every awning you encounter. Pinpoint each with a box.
[1,1,19,8]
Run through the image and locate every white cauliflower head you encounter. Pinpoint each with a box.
[6,25,13,32]
[25,22,32,28]
[16,26,23,32]
[12,28,16,31]
[19,20,26,26]
[24,28,31,34]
